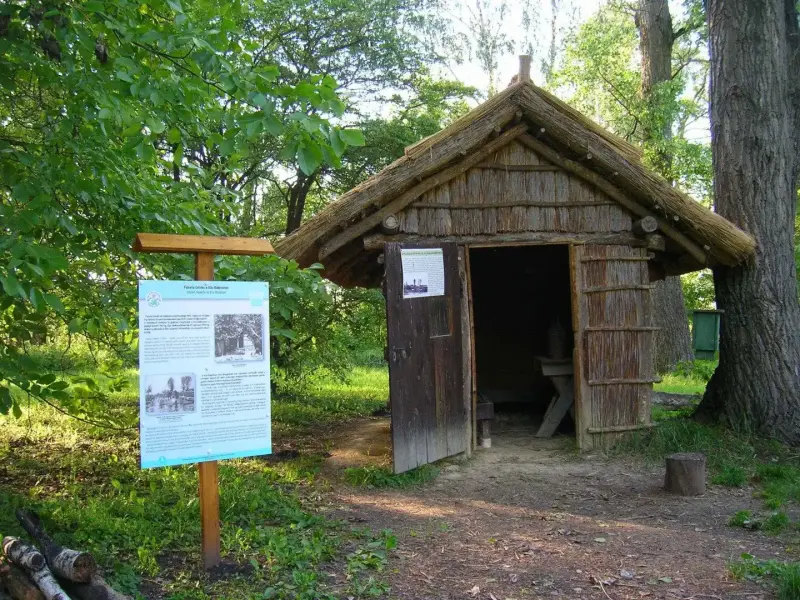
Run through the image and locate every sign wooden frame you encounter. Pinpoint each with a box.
[133,233,274,569]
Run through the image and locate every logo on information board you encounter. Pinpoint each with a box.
[146,291,162,307]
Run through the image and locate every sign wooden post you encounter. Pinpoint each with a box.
[133,233,274,570]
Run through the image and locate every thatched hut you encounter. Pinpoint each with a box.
[276,58,755,473]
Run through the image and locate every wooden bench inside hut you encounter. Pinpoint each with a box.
[275,57,756,473]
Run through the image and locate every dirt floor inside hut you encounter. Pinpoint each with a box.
[300,416,786,600]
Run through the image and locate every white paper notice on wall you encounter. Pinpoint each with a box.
[400,248,445,298]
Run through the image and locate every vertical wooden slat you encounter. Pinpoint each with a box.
[458,247,473,457]
[569,244,591,450]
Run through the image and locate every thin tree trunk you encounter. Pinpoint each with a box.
[697,0,800,441]
[284,170,317,235]
[637,0,694,372]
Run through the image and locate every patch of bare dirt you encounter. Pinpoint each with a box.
[323,417,786,600]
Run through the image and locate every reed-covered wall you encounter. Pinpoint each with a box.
[397,141,633,237]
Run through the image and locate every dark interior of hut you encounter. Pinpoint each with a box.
[469,245,575,437]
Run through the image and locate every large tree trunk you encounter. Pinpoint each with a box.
[637,0,694,373]
[652,278,693,372]
[697,0,800,441]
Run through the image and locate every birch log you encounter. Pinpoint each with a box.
[61,575,131,600]
[1,540,45,573]
[15,511,96,583]
[0,560,45,600]
[1,539,69,600]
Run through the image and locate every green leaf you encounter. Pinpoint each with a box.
[116,70,134,83]
[339,129,365,147]
[44,293,65,312]
[297,143,322,175]
[146,118,165,134]
[167,0,183,12]
[167,127,182,144]
[98,108,113,119]
[219,137,237,157]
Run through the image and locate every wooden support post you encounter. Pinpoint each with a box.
[518,55,532,82]
[195,251,220,570]
[665,452,706,496]
[133,233,274,571]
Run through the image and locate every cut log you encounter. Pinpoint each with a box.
[1,539,69,600]
[632,216,658,235]
[1,540,45,573]
[60,575,131,600]
[665,452,706,496]
[0,560,45,600]
[15,511,96,583]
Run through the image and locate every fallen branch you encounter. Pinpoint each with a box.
[1,539,69,600]
[15,511,96,583]
[60,575,131,600]
[1,559,45,600]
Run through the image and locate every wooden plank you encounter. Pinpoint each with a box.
[568,244,592,450]
[410,201,615,209]
[583,285,656,293]
[319,124,528,259]
[135,233,274,256]
[535,378,574,438]
[363,232,660,251]
[475,163,562,171]
[458,247,472,458]
[465,248,478,451]
[587,424,654,434]
[588,378,659,385]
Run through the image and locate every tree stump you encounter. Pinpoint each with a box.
[665,452,706,496]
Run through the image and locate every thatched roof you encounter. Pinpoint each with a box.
[275,80,756,288]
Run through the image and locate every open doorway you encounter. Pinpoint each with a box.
[469,245,575,440]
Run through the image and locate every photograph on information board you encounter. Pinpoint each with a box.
[214,313,265,362]
[144,373,196,415]
[138,280,271,469]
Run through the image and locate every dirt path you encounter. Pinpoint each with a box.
[321,418,784,600]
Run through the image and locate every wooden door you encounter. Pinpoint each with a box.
[385,242,466,473]
[570,244,655,450]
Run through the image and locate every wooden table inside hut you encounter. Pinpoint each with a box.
[534,356,574,438]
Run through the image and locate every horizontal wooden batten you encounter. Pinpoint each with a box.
[474,162,562,172]
[583,284,656,293]
[318,124,528,259]
[580,255,651,262]
[410,201,616,209]
[584,326,660,332]
[587,378,659,386]
[587,424,654,434]
[363,232,661,251]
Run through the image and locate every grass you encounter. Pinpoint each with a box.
[343,464,439,488]
[653,359,717,396]
[730,554,800,600]
[0,365,395,599]
[273,367,388,433]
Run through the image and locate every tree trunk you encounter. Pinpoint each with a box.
[284,170,317,234]
[0,560,45,600]
[697,0,800,442]
[651,278,693,372]
[636,0,694,373]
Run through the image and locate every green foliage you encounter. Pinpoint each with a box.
[681,269,716,312]
[0,0,365,420]
[0,369,395,598]
[728,510,759,529]
[343,464,439,488]
[730,554,800,600]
